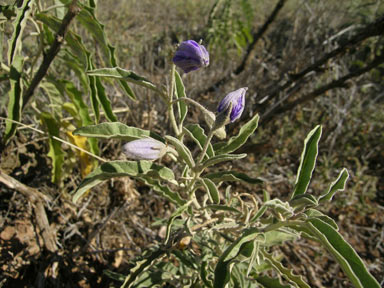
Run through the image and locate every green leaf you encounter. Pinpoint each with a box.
[72,161,175,203]
[174,70,188,125]
[263,229,298,247]
[204,171,263,185]
[3,55,23,144]
[205,204,241,214]
[95,76,118,121]
[291,125,322,199]
[73,122,163,142]
[7,0,33,65]
[262,250,310,288]
[264,199,294,217]
[87,67,158,91]
[216,114,259,154]
[306,218,380,288]
[214,228,264,287]
[304,209,338,230]
[254,276,291,288]
[108,44,136,100]
[164,202,190,244]
[86,52,100,123]
[319,168,349,202]
[138,177,185,206]
[289,194,318,211]
[165,135,195,168]
[40,112,65,184]
[201,178,220,204]
[201,153,247,170]
[183,124,214,158]
[249,206,267,223]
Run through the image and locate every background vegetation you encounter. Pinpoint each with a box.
[0,0,383,287]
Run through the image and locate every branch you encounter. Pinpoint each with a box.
[22,0,80,109]
[258,15,384,108]
[261,52,384,123]
[201,0,287,94]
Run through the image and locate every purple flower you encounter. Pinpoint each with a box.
[173,40,209,73]
[122,138,166,160]
[217,87,247,123]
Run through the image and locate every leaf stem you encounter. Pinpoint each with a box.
[168,64,180,136]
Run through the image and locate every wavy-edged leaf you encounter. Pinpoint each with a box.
[319,168,349,202]
[264,229,298,247]
[264,199,294,217]
[86,52,100,123]
[205,204,241,214]
[95,76,117,121]
[200,178,220,204]
[40,112,65,184]
[174,70,188,125]
[204,170,263,185]
[73,122,163,142]
[291,125,322,199]
[164,202,191,244]
[254,275,291,288]
[289,194,318,211]
[214,228,264,288]
[108,44,136,100]
[304,209,338,230]
[306,218,380,288]
[7,0,33,65]
[216,114,259,154]
[72,161,175,203]
[201,153,246,170]
[262,250,310,288]
[4,55,23,143]
[138,177,184,206]
[87,67,157,91]
[183,124,214,158]
[165,135,195,168]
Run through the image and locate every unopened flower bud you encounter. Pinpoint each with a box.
[122,138,166,160]
[217,87,247,123]
[173,40,209,73]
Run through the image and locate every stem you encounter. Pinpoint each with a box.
[197,129,214,164]
[168,64,180,136]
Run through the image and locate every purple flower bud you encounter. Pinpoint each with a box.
[217,87,247,123]
[122,138,166,160]
[173,40,209,73]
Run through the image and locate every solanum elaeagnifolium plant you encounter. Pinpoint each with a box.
[72,40,380,288]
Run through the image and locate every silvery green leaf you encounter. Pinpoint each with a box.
[289,194,318,211]
[174,70,188,125]
[264,199,294,217]
[183,124,214,158]
[72,161,175,203]
[304,209,338,230]
[164,202,190,244]
[205,204,241,214]
[254,275,292,288]
[165,135,195,168]
[204,171,263,185]
[250,205,267,223]
[200,153,247,170]
[319,168,349,202]
[306,218,380,288]
[291,125,322,199]
[215,113,259,154]
[73,122,163,142]
[263,229,298,247]
[200,178,220,204]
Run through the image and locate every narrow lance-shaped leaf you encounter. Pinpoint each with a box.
[306,218,380,288]
[87,67,158,91]
[72,161,175,203]
[291,125,322,199]
[73,122,163,142]
[174,70,188,125]
[165,135,195,168]
[200,178,220,204]
[95,76,118,122]
[40,112,65,184]
[86,52,100,123]
[216,114,259,154]
[319,168,349,202]
[204,170,263,185]
[201,153,247,170]
[4,56,23,144]
[164,202,191,244]
[8,0,33,65]
[183,124,214,158]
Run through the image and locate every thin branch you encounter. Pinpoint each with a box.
[258,15,384,108]
[201,0,287,94]
[22,0,80,109]
[261,53,384,123]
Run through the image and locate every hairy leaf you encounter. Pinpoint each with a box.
[165,135,195,168]
[184,124,214,158]
[174,70,188,125]
[204,170,263,184]
[319,168,349,202]
[201,178,220,204]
